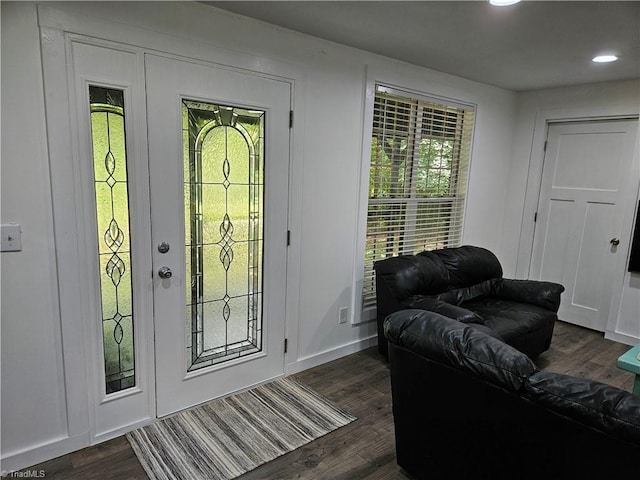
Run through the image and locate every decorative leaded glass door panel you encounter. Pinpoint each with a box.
[183,100,265,370]
[146,55,290,417]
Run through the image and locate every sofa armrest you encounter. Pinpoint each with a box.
[525,371,640,445]
[384,310,537,392]
[493,279,565,312]
[402,296,484,324]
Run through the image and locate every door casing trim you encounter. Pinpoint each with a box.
[38,3,304,454]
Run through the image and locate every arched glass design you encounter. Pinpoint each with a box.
[183,99,264,371]
[89,86,136,394]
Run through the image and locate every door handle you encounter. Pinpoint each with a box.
[610,238,620,246]
[158,266,173,279]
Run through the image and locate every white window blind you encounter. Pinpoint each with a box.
[363,85,475,308]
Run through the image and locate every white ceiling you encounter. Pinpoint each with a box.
[206,1,640,91]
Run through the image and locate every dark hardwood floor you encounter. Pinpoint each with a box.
[22,321,635,479]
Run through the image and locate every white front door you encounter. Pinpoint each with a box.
[146,54,291,416]
[530,119,638,331]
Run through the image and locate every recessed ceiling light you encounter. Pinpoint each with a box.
[490,0,521,6]
[592,55,619,63]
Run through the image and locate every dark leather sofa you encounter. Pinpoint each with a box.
[385,309,640,479]
[374,245,564,359]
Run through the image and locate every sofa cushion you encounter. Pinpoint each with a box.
[384,309,537,391]
[462,297,555,342]
[525,371,640,445]
[429,245,503,289]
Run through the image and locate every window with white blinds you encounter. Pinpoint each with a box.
[363,85,475,308]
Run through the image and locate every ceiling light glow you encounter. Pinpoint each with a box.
[592,55,618,63]
[490,0,521,6]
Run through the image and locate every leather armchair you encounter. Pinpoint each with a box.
[384,309,640,479]
[374,245,564,359]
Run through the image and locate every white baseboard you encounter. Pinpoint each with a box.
[285,334,378,375]
[605,329,640,346]
[1,433,89,474]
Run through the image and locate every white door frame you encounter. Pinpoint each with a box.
[517,108,640,339]
[38,2,304,459]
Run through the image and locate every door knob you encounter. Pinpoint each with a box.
[158,266,172,279]
[610,238,620,246]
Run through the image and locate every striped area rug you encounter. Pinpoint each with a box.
[126,377,356,480]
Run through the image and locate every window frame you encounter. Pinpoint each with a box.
[351,80,476,325]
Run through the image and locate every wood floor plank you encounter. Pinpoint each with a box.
[21,321,637,479]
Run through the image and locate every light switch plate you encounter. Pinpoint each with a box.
[338,307,348,324]
[1,224,22,252]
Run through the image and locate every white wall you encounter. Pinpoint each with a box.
[1,1,517,470]
[502,79,640,341]
[1,1,73,466]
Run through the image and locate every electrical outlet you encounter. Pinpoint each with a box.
[1,224,22,252]
[338,307,348,324]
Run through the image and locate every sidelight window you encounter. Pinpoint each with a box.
[89,86,136,394]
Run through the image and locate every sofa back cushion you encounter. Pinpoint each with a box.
[384,309,537,391]
[430,245,503,288]
[375,245,504,303]
[436,278,501,305]
[374,253,450,302]
[525,371,640,445]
